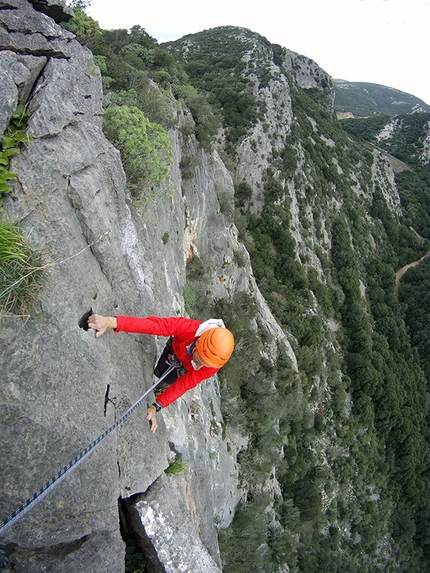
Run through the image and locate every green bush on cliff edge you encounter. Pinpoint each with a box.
[103,105,173,202]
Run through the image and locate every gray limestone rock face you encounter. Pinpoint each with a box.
[124,474,223,573]
[0,64,19,134]
[0,51,46,108]
[28,0,74,22]
[0,2,244,571]
[0,2,167,571]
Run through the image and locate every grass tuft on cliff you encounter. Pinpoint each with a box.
[0,222,44,316]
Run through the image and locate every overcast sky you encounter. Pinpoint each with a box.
[86,0,430,105]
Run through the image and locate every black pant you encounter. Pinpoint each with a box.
[153,337,184,386]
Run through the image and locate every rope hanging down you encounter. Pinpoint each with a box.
[0,364,175,537]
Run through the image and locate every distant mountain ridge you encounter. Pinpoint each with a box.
[334,79,430,117]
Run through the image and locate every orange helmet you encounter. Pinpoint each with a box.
[197,327,234,368]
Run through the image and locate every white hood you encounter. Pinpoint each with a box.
[195,318,225,337]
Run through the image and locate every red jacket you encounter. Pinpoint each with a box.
[115,316,218,408]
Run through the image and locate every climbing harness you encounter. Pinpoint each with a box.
[167,354,186,378]
[0,363,176,537]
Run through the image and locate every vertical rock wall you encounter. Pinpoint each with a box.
[0,1,241,571]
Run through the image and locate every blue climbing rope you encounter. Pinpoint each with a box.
[0,364,175,536]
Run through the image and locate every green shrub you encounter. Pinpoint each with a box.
[234,181,252,209]
[165,456,188,475]
[109,87,177,130]
[185,254,206,281]
[103,105,172,201]
[62,5,103,48]
[172,83,221,150]
[179,155,195,179]
[183,283,197,316]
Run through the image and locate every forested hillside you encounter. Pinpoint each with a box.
[64,9,430,573]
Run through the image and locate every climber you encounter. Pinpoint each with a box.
[87,313,234,433]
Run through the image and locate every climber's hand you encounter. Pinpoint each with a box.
[147,405,158,433]
[88,314,117,338]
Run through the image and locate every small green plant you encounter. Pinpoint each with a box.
[164,456,188,475]
[0,105,32,209]
[161,231,169,244]
[123,534,145,573]
[0,221,44,316]
[0,222,27,264]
